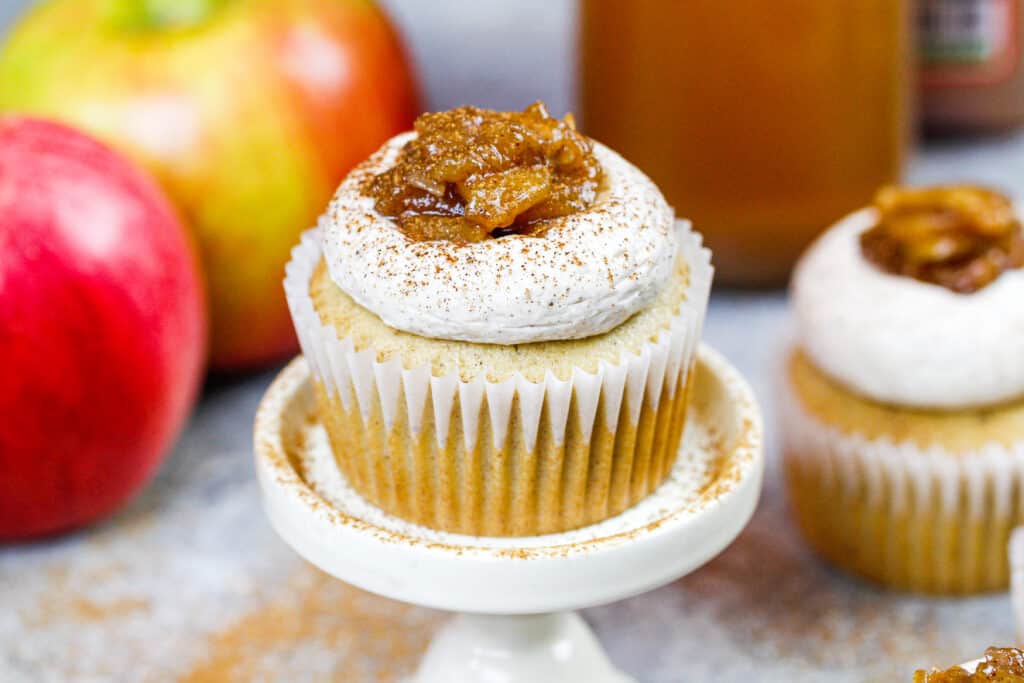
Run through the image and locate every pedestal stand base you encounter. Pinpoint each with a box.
[414,612,634,683]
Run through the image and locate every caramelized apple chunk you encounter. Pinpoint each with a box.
[861,185,1024,293]
[914,647,1024,682]
[366,101,603,242]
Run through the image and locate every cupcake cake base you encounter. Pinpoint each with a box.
[286,226,711,537]
[784,351,1024,594]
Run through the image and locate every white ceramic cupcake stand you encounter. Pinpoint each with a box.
[254,345,764,682]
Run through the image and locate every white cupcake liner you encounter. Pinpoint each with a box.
[782,370,1024,593]
[1011,528,1024,639]
[283,223,711,535]
[285,223,712,454]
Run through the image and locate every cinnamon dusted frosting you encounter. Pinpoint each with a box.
[321,133,678,345]
[793,206,1024,410]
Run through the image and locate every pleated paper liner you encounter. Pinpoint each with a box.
[783,354,1024,594]
[1012,528,1024,641]
[285,224,712,536]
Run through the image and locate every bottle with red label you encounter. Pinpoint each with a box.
[920,0,1024,133]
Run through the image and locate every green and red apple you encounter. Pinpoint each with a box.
[0,0,420,369]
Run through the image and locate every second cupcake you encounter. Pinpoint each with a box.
[285,102,711,537]
[785,185,1024,593]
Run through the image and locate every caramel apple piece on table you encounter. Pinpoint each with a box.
[914,647,1024,682]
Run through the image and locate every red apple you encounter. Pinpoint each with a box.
[0,117,206,540]
[0,0,420,370]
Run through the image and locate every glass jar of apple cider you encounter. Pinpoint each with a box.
[579,1,912,286]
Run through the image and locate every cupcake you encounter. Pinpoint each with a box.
[284,102,711,537]
[784,185,1024,593]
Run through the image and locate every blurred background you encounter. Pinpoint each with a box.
[2,1,1024,681]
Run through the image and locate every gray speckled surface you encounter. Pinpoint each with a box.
[3,1,1024,681]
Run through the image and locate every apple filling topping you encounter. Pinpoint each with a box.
[861,185,1024,293]
[366,101,603,243]
[914,647,1024,682]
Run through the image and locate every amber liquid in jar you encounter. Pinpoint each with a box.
[580,1,912,286]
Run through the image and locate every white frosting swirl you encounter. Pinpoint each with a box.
[793,207,1024,410]
[322,132,677,345]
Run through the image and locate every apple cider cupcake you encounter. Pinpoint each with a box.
[784,185,1024,594]
[285,103,711,537]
